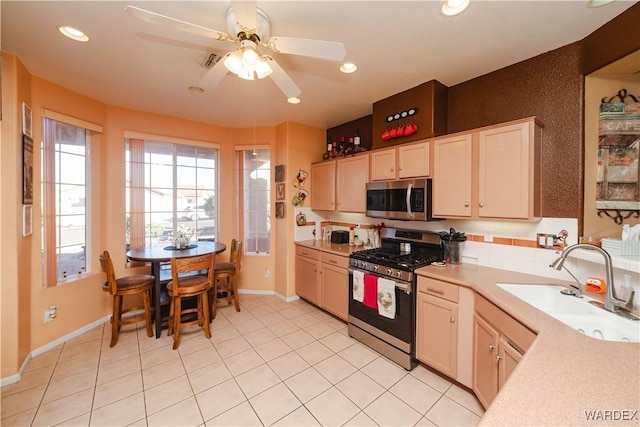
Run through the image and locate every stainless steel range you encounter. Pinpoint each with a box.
[348,228,444,370]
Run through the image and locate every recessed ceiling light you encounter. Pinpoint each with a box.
[58,26,90,42]
[441,0,470,16]
[340,63,358,74]
[288,97,301,104]
[188,86,205,93]
[586,0,615,7]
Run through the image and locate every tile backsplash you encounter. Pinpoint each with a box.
[293,212,639,309]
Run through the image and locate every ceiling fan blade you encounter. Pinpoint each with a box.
[268,60,301,99]
[230,0,257,33]
[267,37,346,62]
[199,59,230,88]
[125,5,232,42]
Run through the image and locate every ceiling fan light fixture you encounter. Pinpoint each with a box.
[441,0,470,16]
[224,51,244,75]
[340,63,358,74]
[255,60,273,79]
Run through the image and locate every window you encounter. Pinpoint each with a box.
[41,119,90,285]
[241,149,271,254]
[125,139,218,253]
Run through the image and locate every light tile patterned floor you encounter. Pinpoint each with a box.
[1,295,484,426]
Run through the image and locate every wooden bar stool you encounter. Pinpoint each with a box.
[167,252,215,349]
[212,239,243,319]
[99,250,154,347]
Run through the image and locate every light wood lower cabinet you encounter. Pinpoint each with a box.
[416,277,474,388]
[295,245,348,321]
[295,246,320,305]
[472,294,536,409]
[319,252,349,321]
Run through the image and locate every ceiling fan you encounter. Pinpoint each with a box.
[125,1,347,100]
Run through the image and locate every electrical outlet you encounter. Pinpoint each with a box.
[264,268,270,278]
[484,232,493,243]
[44,306,57,323]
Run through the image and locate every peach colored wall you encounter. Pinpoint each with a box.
[274,122,325,299]
[1,53,321,378]
[1,54,32,377]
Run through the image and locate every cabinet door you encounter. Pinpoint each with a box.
[311,161,336,211]
[398,141,430,178]
[295,255,320,305]
[433,134,473,217]
[478,122,531,219]
[498,337,522,389]
[370,148,397,181]
[336,155,369,213]
[320,262,348,321]
[473,314,499,409]
[416,292,458,379]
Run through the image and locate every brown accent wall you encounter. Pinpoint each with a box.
[447,44,583,220]
[447,2,640,224]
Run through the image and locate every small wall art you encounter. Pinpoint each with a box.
[275,202,285,219]
[22,102,32,138]
[23,135,34,205]
[23,205,32,237]
[276,182,285,200]
[275,164,285,183]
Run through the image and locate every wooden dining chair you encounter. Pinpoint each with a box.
[99,250,154,347]
[167,252,215,349]
[212,239,243,319]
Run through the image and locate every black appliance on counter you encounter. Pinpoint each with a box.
[348,228,444,370]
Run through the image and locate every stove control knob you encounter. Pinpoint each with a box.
[373,265,379,272]
[360,261,366,269]
[396,271,402,278]
[386,268,393,276]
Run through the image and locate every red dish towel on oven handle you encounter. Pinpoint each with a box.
[363,273,379,310]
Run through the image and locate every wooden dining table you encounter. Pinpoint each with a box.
[126,241,226,338]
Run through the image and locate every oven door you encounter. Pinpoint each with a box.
[348,268,415,345]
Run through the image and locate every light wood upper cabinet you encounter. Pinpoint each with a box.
[398,141,430,178]
[311,161,336,211]
[478,121,541,220]
[336,155,369,212]
[370,149,397,180]
[432,133,473,218]
[311,154,369,213]
[370,141,430,181]
[432,117,542,221]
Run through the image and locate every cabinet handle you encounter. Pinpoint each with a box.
[450,317,456,323]
[496,354,503,361]
[464,202,470,207]
[488,344,496,350]
[479,202,485,208]
[390,168,395,172]
[427,287,445,295]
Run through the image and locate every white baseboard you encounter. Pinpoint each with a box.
[1,316,109,387]
[237,289,275,295]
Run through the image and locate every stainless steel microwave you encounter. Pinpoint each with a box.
[366,178,441,221]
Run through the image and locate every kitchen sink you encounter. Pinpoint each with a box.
[497,284,640,343]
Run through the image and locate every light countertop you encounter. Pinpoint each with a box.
[295,239,366,257]
[415,263,640,426]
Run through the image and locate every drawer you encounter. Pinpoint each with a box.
[296,245,321,260]
[418,277,459,303]
[321,252,349,269]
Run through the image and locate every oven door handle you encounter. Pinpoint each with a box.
[406,183,414,219]
[350,269,412,295]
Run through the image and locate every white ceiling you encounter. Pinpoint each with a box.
[2,1,637,129]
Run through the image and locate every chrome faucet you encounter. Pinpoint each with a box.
[550,243,631,313]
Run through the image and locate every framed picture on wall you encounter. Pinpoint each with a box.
[275,165,285,183]
[276,182,285,200]
[275,202,285,219]
[23,205,32,237]
[23,135,34,205]
[22,102,32,138]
